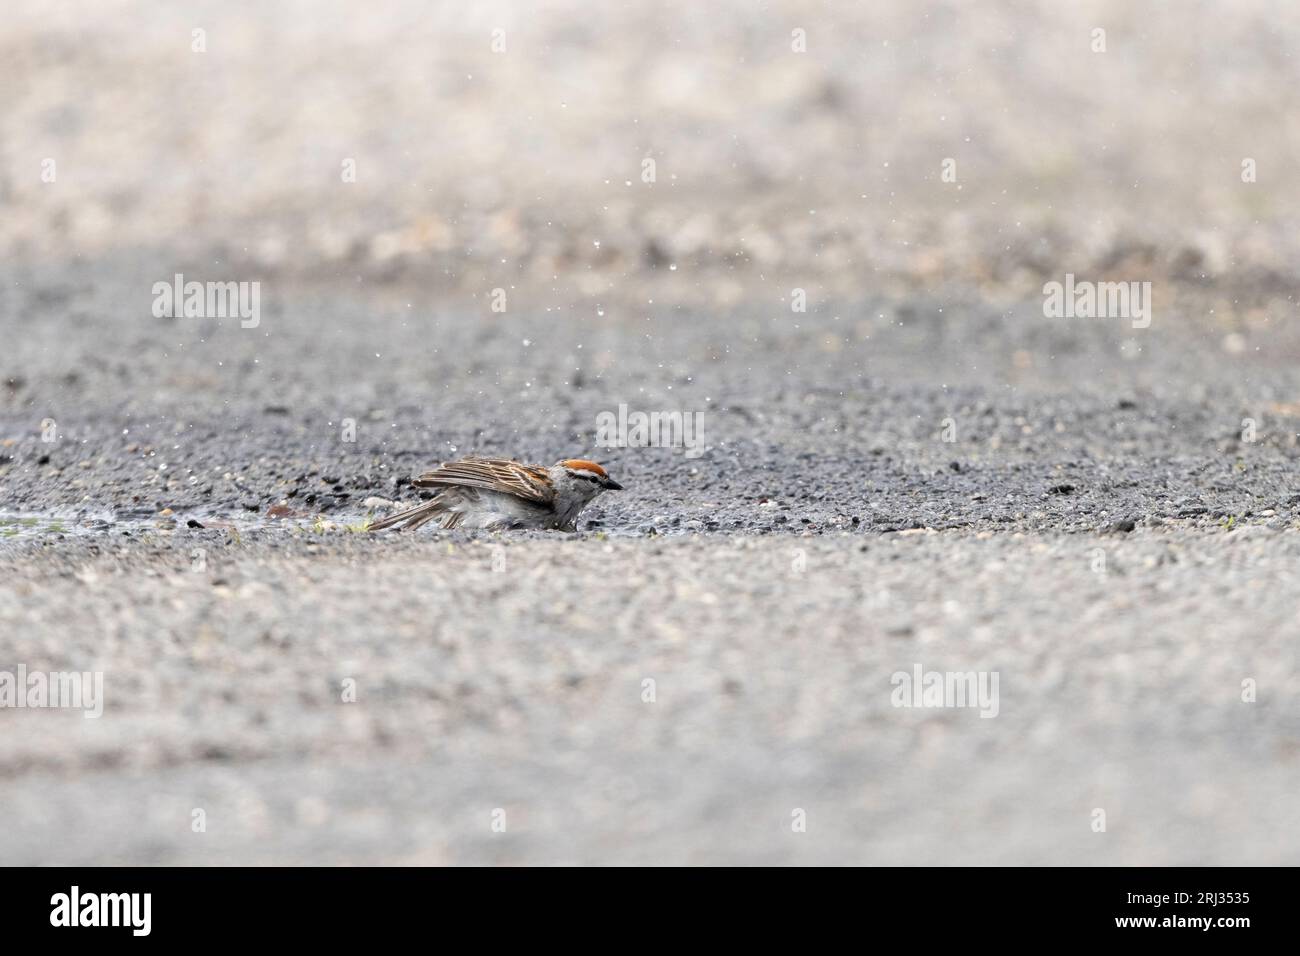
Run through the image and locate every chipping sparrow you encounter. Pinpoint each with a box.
[368,456,624,532]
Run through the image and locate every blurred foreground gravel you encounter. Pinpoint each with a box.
[1,530,1298,865]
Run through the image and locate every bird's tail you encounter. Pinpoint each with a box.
[367,497,447,532]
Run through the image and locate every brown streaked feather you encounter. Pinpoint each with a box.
[367,497,448,531]
[412,456,554,504]
[402,507,445,532]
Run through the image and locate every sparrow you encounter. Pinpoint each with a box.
[367,456,624,532]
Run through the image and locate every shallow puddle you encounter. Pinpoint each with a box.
[0,509,377,542]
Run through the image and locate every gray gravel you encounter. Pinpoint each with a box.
[3,0,1300,865]
[2,260,1299,865]
[2,530,1298,865]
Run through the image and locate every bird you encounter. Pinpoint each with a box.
[367,456,624,532]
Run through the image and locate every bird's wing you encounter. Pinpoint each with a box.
[412,456,554,504]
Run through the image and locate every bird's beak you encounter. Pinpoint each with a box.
[603,477,624,491]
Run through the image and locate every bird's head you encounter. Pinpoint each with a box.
[555,458,624,493]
